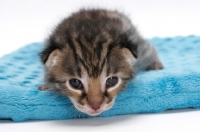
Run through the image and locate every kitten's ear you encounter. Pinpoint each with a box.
[122,48,137,65]
[45,49,62,68]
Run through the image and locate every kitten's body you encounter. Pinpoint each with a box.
[39,9,163,116]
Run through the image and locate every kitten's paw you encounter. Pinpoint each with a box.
[38,85,49,91]
[146,60,164,70]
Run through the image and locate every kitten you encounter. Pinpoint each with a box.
[38,9,163,116]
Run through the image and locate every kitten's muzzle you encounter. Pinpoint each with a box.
[87,97,104,110]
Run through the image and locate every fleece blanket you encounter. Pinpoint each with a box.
[0,36,200,122]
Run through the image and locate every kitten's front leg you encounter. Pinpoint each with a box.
[38,84,49,91]
[38,83,56,91]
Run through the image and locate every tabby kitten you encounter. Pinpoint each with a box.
[38,9,163,116]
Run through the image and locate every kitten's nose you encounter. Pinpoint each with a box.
[88,101,103,110]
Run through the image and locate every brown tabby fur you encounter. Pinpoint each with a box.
[39,9,163,115]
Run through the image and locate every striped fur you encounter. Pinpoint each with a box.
[39,9,163,116]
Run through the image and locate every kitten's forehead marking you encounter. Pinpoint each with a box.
[79,72,89,92]
[78,69,107,93]
[100,70,107,92]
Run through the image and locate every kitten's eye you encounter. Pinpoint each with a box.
[106,77,118,88]
[69,79,83,90]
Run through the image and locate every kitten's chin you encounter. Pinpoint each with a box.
[78,102,114,116]
[86,110,102,116]
[70,98,115,116]
[82,102,114,116]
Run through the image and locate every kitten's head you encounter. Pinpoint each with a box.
[39,9,138,116]
[40,40,136,116]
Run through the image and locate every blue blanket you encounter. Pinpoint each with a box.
[0,36,200,122]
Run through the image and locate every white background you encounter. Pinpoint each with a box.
[0,0,200,131]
